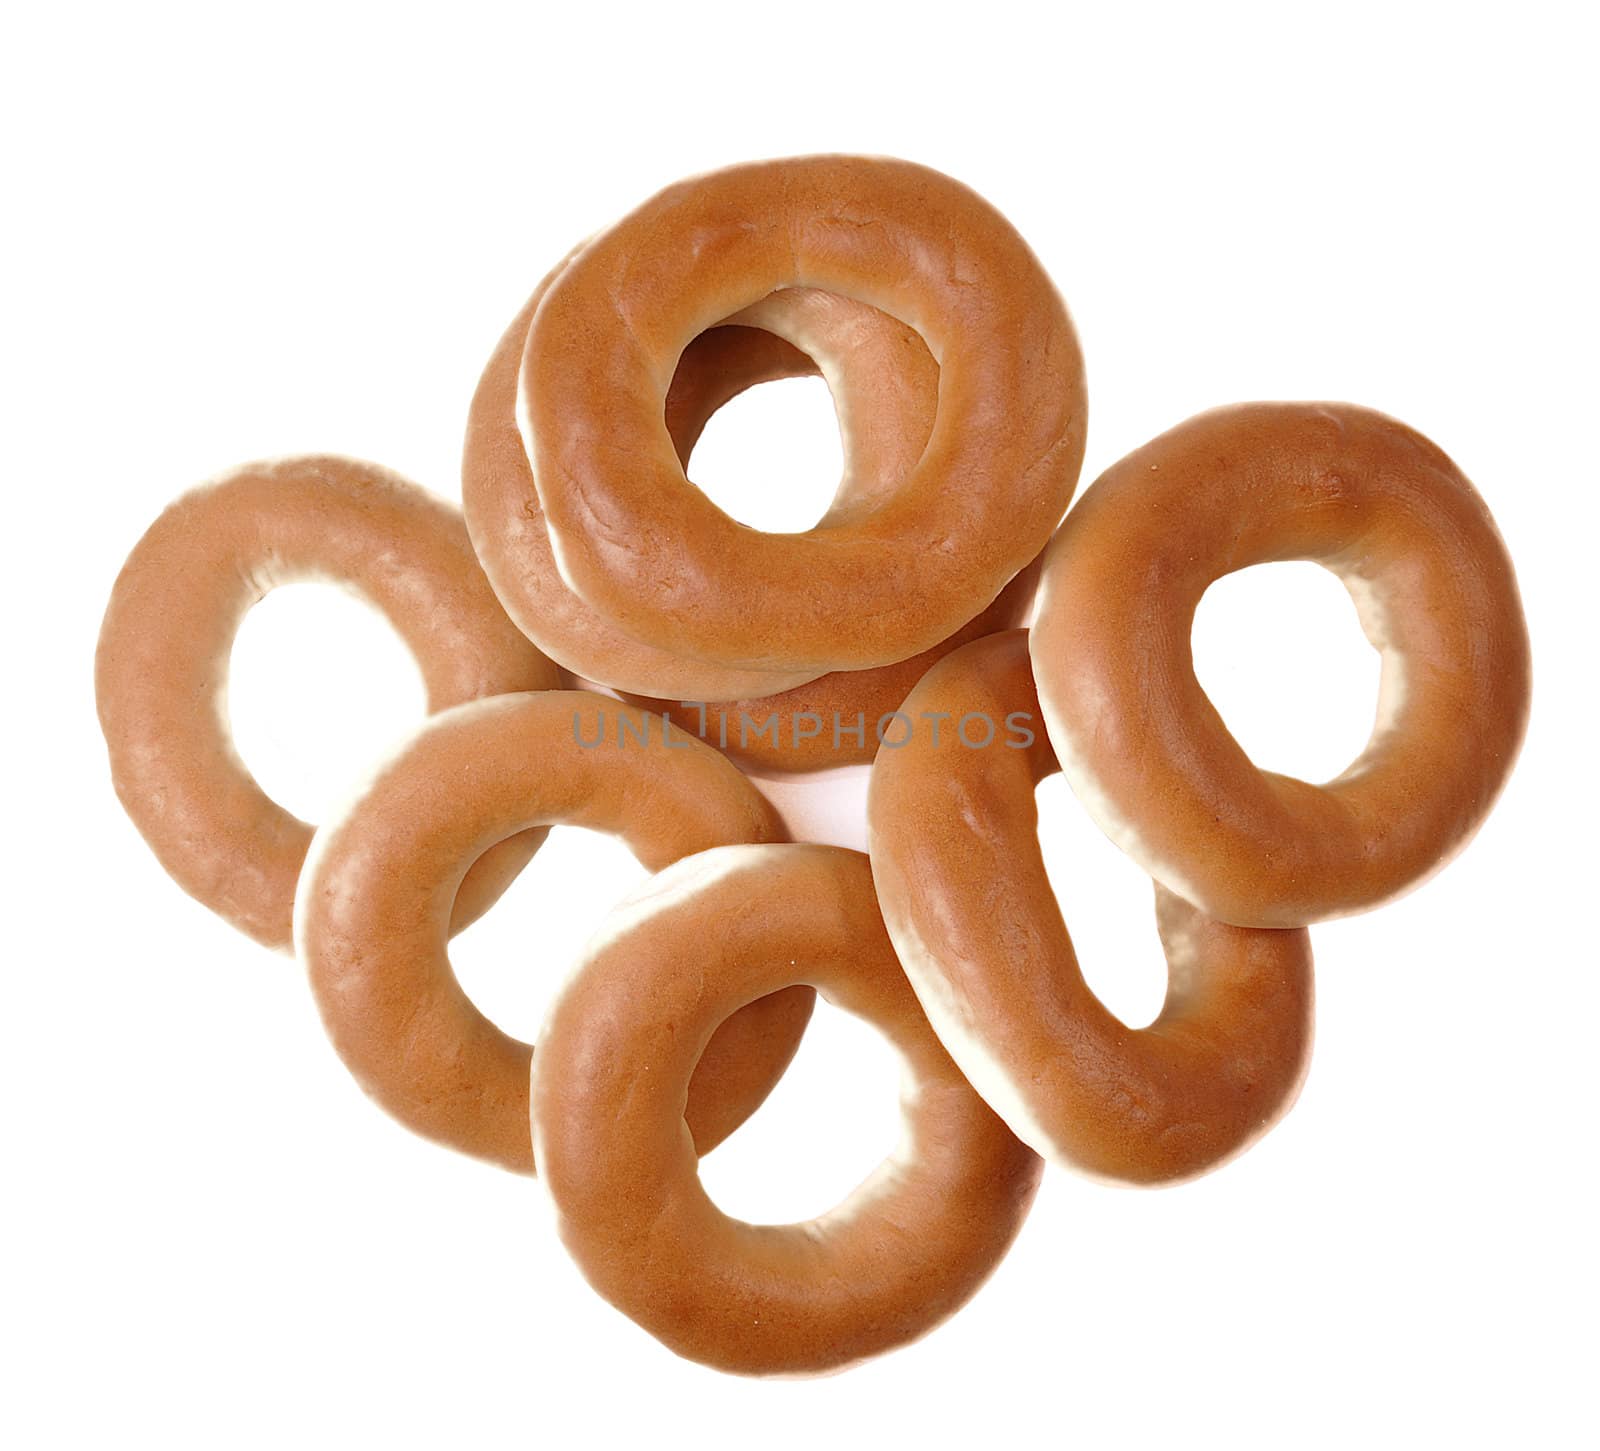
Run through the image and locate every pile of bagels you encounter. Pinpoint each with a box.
[96,155,1531,1376]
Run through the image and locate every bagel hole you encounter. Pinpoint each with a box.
[683,373,843,533]
[697,997,905,1226]
[1035,773,1168,1029]
[228,583,425,823]
[1191,562,1381,783]
[449,826,649,1044]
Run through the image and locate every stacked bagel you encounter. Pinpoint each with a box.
[96,155,1530,1376]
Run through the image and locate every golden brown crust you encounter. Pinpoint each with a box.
[467,262,1014,703]
[626,556,1039,771]
[868,632,1315,1184]
[295,691,812,1172]
[95,455,559,950]
[470,253,1043,746]
[514,155,1085,675]
[1030,402,1532,927]
[532,843,1042,1375]
[628,279,1041,769]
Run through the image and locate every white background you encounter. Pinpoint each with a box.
[5,3,1596,1446]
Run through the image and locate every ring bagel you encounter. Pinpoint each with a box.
[532,842,1042,1374]
[1030,402,1532,927]
[96,455,558,949]
[868,631,1315,1184]
[296,691,812,1172]
[511,155,1085,675]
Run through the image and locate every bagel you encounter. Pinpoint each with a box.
[532,842,1042,1374]
[96,455,558,949]
[868,631,1314,1184]
[511,155,1085,675]
[295,691,811,1171]
[1030,402,1532,927]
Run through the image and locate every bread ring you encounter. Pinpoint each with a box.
[632,278,1041,766]
[632,275,1041,763]
[513,154,1086,676]
[868,631,1314,1184]
[96,456,559,950]
[468,266,1027,704]
[296,691,812,1172]
[532,842,1042,1375]
[1030,403,1532,928]
[483,272,1040,764]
